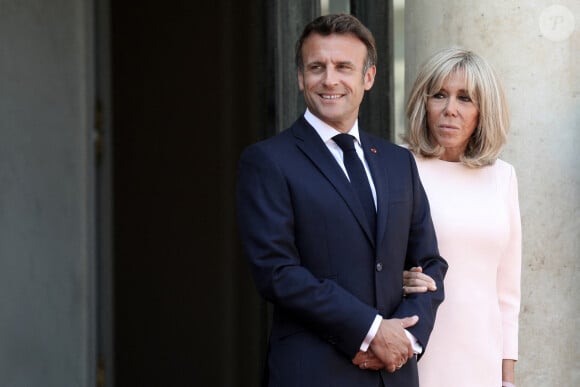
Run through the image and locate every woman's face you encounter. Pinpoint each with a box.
[426,70,479,162]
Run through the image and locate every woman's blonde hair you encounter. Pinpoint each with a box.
[404,47,510,168]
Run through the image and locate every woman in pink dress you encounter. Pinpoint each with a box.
[354,47,521,387]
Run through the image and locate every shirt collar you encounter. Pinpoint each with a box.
[304,109,361,146]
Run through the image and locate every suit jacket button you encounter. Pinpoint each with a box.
[376,262,383,272]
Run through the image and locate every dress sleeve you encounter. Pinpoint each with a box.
[497,164,522,360]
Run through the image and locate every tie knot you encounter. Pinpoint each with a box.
[333,133,356,152]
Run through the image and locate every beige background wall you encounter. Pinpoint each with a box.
[403,1,579,385]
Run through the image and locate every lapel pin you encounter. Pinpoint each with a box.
[370,147,377,154]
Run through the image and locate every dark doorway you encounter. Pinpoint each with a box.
[103,1,393,386]
[109,2,268,386]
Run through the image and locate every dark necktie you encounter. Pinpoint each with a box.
[333,133,376,235]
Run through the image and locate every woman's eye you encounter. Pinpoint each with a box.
[432,93,445,99]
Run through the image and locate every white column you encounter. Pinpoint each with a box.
[403,1,579,385]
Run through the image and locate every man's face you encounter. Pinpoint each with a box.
[297,33,376,133]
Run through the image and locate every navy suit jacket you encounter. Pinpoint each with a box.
[236,116,448,387]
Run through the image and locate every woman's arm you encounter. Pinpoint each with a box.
[502,358,516,385]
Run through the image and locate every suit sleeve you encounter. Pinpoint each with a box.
[391,151,448,353]
[236,144,378,358]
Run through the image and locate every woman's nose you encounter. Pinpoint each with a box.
[444,98,458,116]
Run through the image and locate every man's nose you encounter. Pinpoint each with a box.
[322,68,340,86]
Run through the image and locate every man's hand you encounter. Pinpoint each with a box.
[352,349,385,371]
[403,266,436,295]
[368,316,418,372]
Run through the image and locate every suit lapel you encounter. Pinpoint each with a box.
[292,118,375,247]
[360,132,389,248]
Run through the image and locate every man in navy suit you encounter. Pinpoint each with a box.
[236,14,448,387]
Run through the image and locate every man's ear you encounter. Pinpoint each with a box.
[364,65,376,91]
[297,70,304,91]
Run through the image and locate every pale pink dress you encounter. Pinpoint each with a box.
[413,155,521,387]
